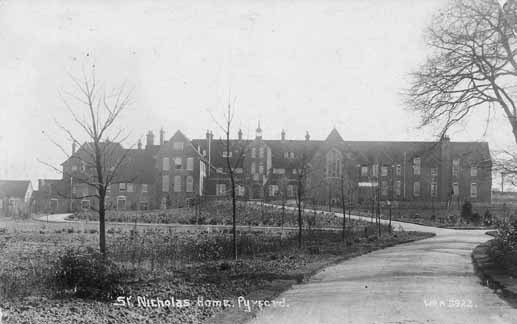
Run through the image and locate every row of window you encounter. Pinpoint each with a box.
[380,180,478,199]
[162,157,194,171]
[214,184,297,197]
[162,175,194,193]
[359,163,478,178]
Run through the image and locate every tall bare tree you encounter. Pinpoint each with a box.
[406,0,517,143]
[210,99,248,260]
[42,67,132,256]
[289,141,312,248]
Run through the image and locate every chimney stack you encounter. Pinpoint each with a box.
[72,142,76,155]
[159,128,165,145]
[146,131,154,149]
[256,121,263,140]
[238,129,243,141]
[137,139,142,150]
[206,130,213,175]
[305,131,310,141]
[281,129,286,141]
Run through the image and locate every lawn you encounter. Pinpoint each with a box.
[0,209,434,324]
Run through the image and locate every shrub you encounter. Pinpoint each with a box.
[52,247,128,299]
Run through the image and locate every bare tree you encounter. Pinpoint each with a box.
[41,67,132,256]
[289,142,312,248]
[209,99,248,260]
[406,0,517,143]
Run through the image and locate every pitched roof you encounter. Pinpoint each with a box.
[0,180,31,198]
[325,128,344,142]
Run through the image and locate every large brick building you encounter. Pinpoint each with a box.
[36,126,492,213]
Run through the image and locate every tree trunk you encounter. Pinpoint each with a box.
[297,198,302,248]
[99,195,106,256]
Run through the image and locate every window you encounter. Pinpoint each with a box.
[251,162,256,174]
[49,198,58,211]
[235,168,243,174]
[162,157,170,171]
[81,199,90,210]
[216,167,223,174]
[326,149,342,178]
[139,201,149,210]
[259,147,264,158]
[186,158,194,171]
[71,165,78,172]
[268,185,279,197]
[186,176,194,192]
[381,180,388,196]
[273,168,285,174]
[173,142,184,151]
[431,178,438,197]
[237,185,245,197]
[216,184,226,196]
[452,182,459,196]
[127,183,134,193]
[106,184,111,194]
[381,166,388,177]
[395,180,401,196]
[287,185,295,198]
[283,152,289,159]
[372,164,378,177]
[452,159,460,177]
[119,183,127,192]
[258,163,264,174]
[116,196,126,210]
[431,168,438,177]
[142,184,148,193]
[253,174,259,181]
[8,198,16,208]
[251,148,256,158]
[174,175,182,192]
[222,151,232,158]
[162,175,169,192]
[361,166,368,177]
[413,157,421,176]
[470,182,478,198]
[81,161,86,172]
[413,181,420,197]
[289,152,295,159]
[471,166,477,177]
[396,164,401,176]
[292,169,297,175]
[174,157,182,169]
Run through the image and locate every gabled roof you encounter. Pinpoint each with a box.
[0,180,31,198]
[325,128,344,142]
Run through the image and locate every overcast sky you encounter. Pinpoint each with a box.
[0,0,513,188]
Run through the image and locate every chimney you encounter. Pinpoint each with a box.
[305,131,310,141]
[256,121,263,140]
[238,129,243,141]
[137,139,142,150]
[159,128,165,145]
[146,131,154,149]
[281,129,286,141]
[72,142,76,155]
[206,130,212,175]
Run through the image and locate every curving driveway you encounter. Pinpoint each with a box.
[249,216,517,324]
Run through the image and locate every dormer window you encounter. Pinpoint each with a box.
[173,142,184,151]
